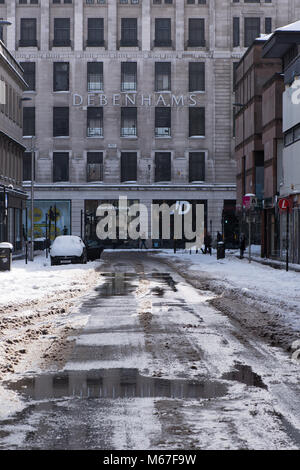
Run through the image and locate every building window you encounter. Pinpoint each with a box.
[233,17,240,47]
[87,152,103,182]
[87,62,103,91]
[23,107,35,136]
[155,107,171,137]
[53,107,69,137]
[53,152,69,182]
[189,152,205,182]
[155,18,172,47]
[155,62,171,91]
[87,18,104,47]
[20,62,36,91]
[188,18,205,47]
[53,18,71,47]
[189,62,205,92]
[121,62,137,91]
[189,107,205,137]
[23,152,35,181]
[121,152,137,182]
[265,17,272,34]
[155,152,171,182]
[87,107,103,137]
[121,107,137,137]
[53,62,69,92]
[121,18,138,47]
[244,18,260,47]
[20,19,37,47]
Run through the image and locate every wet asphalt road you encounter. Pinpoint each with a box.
[1,252,300,450]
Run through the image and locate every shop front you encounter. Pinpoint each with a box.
[24,200,71,245]
[0,187,27,253]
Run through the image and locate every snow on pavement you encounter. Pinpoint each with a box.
[0,255,100,307]
[156,249,300,341]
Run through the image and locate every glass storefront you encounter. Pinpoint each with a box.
[84,199,140,248]
[0,190,26,252]
[25,200,71,242]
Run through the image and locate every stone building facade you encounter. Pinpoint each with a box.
[0,0,296,245]
[0,38,27,251]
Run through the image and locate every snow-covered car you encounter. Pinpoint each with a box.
[50,235,87,266]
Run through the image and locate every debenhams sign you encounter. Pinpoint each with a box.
[72,93,201,107]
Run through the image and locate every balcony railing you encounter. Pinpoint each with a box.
[119,40,139,48]
[186,39,206,48]
[155,127,171,137]
[52,39,71,47]
[87,127,103,137]
[154,39,172,48]
[19,39,38,47]
[121,127,137,137]
[86,39,105,47]
[88,81,103,92]
[121,82,137,92]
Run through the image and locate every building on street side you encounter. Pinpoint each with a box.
[0,38,27,252]
[263,20,300,264]
[234,37,283,258]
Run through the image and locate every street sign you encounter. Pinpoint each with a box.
[243,194,257,210]
[278,198,290,212]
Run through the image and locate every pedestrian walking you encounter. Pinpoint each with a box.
[139,233,147,249]
[239,233,246,259]
[217,231,223,243]
[201,232,212,255]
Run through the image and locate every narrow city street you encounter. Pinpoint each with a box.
[0,251,300,450]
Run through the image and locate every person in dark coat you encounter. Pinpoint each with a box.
[217,232,223,243]
[239,233,246,259]
[202,232,212,255]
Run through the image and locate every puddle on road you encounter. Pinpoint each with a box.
[93,272,178,299]
[6,368,227,400]
[95,273,138,297]
[222,363,268,390]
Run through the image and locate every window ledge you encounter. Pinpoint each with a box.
[120,136,138,139]
[189,136,205,139]
[53,91,70,94]
[87,136,104,139]
[51,47,72,51]
[54,136,70,139]
[155,136,172,139]
[85,47,106,51]
[119,47,140,51]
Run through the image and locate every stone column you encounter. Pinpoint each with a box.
[6,0,16,51]
[142,0,151,51]
[40,0,50,51]
[72,199,85,237]
[74,0,83,51]
[175,0,184,51]
[108,0,117,51]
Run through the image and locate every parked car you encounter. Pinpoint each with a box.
[50,235,87,266]
[85,238,104,261]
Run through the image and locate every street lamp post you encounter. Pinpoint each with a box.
[29,136,36,262]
